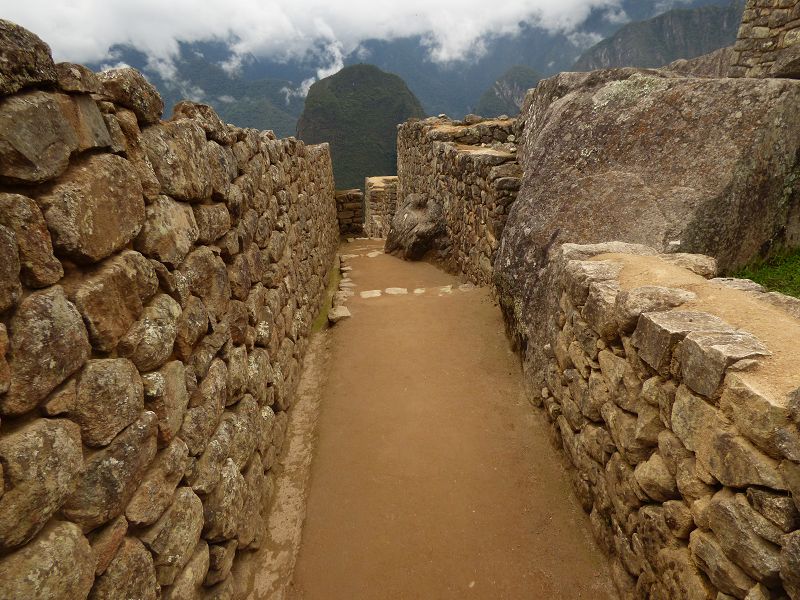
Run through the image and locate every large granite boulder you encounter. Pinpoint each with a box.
[385,193,447,260]
[0,19,57,96]
[495,69,800,374]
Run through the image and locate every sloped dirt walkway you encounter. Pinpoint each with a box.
[287,239,614,599]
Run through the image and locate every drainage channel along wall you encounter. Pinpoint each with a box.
[396,116,521,285]
[532,242,800,600]
[363,176,397,238]
[0,20,338,600]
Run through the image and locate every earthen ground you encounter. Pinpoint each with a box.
[286,239,614,599]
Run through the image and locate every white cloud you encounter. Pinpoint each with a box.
[1,0,623,69]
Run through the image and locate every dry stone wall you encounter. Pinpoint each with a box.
[730,0,800,77]
[395,116,521,284]
[334,188,364,235]
[530,242,800,599]
[0,20,338,600]
[363,176,397,238]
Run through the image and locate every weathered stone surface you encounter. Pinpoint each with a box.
[615,286,697,333]
[134,195,199,266]
[0,223,20,311]
[140,486,203,586]
[672,385,785,489]
[87,514,127,576]
[707,491,782,586]
[73,250,158,352]
[582,281,619,338]
[634,453,679,502]
[679,330,770,399]
[71,358,143,447]
[721,373,800,462]
[162,540,209,600]
[203,458,245,542]
[0,19,57,95]
[385,193,447,260]
[0,192,63,287]
[172,101,234,144]
[126,437,189,526]
[142,119,212,201]
[746,487,799,533]
[0,90,78,184]
[89,537,159,600]
[206,540,237,586]
[64,412,158,531]
[179,247,231,320]
[3,286,90,415]
[175,295,209,358]
[180,358,227,455]
[36,153,145,263]
[658,253,718,278]
[689,529,755,598]
[185,418,236,494]
[115,108,161,201]
[601,401,653,464]
[0,521,95,599]
[0,419,82,550]
[781,531,800,600]
[118,293,182,372]
[54,92,113,152]
[97,67,163,125]
[632,311,731,375]
[194,203,232,244]
[143,360,189,445]
[55,62,102,93]
[0,323,9,394]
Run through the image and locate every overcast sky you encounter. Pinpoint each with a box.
[2,0,632,68]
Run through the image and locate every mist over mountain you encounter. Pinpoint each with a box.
[475,66,543,117]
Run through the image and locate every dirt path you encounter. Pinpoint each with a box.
[287,240,614,599]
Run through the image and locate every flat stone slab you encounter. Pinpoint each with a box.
[458,283,476,292]
[339,282,356,288]
[328,307,351,324]
[367,251,382,258]
[385,288,408,295]
[360,290,381,299]
[438,286,453,295]
[413,288,426,295]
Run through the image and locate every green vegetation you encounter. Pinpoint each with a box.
[736,249,800,298]
[475,66,542,117]
[296,64,426,189]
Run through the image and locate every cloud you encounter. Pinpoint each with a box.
[2,0,624,70]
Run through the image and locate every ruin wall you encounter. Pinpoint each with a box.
[334,188,364,235]
[395,117,521,285]
[363,176,397,238]
[530,242,800,599]
[0,20,338,600]
[730,0,800,77]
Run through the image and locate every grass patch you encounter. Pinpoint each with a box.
[311,261,342,332]
[735,248,800,298]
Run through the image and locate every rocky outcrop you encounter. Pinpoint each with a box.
[496,69,800,355]
[0,19,338,600]
[385,194,447,261]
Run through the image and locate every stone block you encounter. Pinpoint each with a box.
[689,529,755,598]
[142,119,212,201]
[63,412,158,531]
[0,224,20,312]
[139,486,203,586]
[126,437,189,526]
[0,193,62,287]
[97,67,163,125]
[632,311,731,375]
[36,153,145,263]
[89,537,159,600]
[134,195,199,267]
[0,19,57,95]
[0,419,82,550]
[615,286,697,333]
[142,360,190,446]
[193,203,231,244]
[118,293,182,372]
[679,330,770,399]
[3,286,90,415]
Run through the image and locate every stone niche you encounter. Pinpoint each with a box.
[0,18,338,600]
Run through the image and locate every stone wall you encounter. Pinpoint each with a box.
[730,0,800,77]
[395,116,521,284]
[335,188,364,235]
[363,176,397,238]
[0,20,338,600]
[529,241,800,599]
